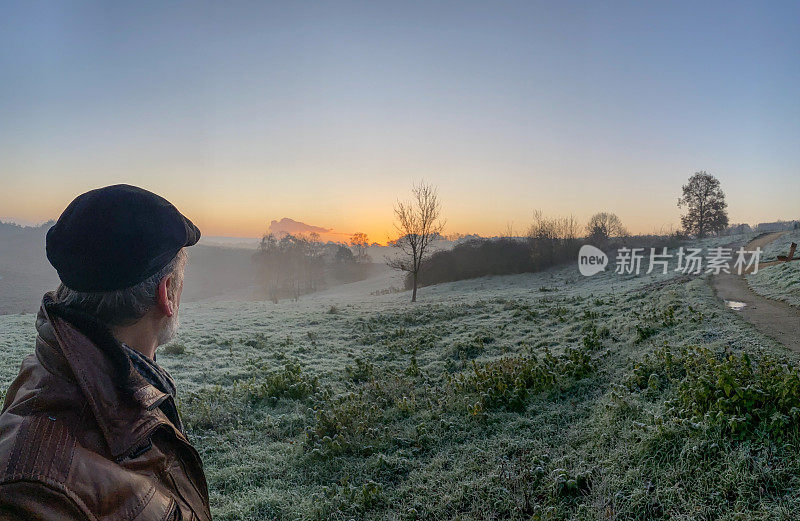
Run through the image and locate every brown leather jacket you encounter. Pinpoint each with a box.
[0,298,211,520]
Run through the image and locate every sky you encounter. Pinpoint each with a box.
[1,1,798,243]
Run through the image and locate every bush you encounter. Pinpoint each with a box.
[412,238,534,288]
[181,361,319,432]
[454,354,558,413]
[631,345,800,441]
[162,342,186,355]
[305,375,420,458]
[244,361,319,403]
[447,330,494,360]
[634,305,680,343]
[669,347,800,439]
[345,358,374,383]
[310,479,385,519]
[451,347,596,414]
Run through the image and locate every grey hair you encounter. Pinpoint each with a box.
[55,249,188,327]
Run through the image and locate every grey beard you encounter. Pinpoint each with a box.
[157,312,180,346]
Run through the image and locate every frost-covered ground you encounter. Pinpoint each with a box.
[4,232,800,520]
[746,229,800,307]
[747,262,800,308]
[755,229,800,261]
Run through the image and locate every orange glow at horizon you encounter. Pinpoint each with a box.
[1,170,798,247]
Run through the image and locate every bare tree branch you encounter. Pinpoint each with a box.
[389,181,445,302]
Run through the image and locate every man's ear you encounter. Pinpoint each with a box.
[156,275,175,317]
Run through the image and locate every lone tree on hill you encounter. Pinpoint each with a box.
[586,212,627,243]
[389,181,445,302]
[677,171,729,238]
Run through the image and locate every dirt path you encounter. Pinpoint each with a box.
[710,232,800,352]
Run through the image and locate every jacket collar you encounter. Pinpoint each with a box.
[36,294,171,460]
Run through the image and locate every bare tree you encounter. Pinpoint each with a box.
[389,181,445,302]
[503,221,515,238]
[677,171,729,238]
[586,212,627,243]
[527,210,580,270]
[349,232,371,263]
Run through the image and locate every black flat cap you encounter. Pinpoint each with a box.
[46,184,200,291]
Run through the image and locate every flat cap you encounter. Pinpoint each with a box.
[46,184,200,291]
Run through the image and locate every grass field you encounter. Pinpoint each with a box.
[747,230,800,308]
[3,234,800,520]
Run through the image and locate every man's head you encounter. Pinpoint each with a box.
[46,185,200,352]
[54,248,187,345]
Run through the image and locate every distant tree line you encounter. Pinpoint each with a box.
[253,232,372,302]
[411,211,606,288]
[413,238,534,286]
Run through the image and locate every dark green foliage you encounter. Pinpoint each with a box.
[582,324,609,350]
[181,361,319,432]
[346,358,374,383]
[162,342,186,355]
[634,324,659,343]
[447,329,493,360]
[667,347,800,439]
[634,304,680,343]
[304,374,426,458]
[246,361,319,404]
[454,354,559,414]
[311,479,385,520]
[452,346,596,415]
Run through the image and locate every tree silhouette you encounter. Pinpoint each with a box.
[677,171,729,238]
[389,181,445,302]
[349,232,371,263]
[586,212,627,243]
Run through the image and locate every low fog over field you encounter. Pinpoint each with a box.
[0,220,411,314]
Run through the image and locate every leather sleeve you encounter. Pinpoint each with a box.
[0,480,89,521]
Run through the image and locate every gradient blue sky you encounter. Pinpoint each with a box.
[1,1,798,240]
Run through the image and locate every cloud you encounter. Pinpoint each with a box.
[268,218,332,237]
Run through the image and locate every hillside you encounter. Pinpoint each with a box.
[3,234,800,520]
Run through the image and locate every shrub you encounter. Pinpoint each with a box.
[310,479,385,519]
[181,362,319,433]
[345,358,374,383]
[451,347,596,414]
[634,305,680,343]
[162,342,186,355]
[582,324,610,350]
[631,345,800,441]
[244,361,319,403]
[447,330,493,360]
[180,385,235,431]
[305,374,423,458]
[454,354,558,413]
[669,347,800,439]
[412,237,535,288]
[561,347,596,378]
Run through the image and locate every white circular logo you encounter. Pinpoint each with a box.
[578,245,608,276]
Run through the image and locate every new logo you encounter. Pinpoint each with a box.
[578,245,607,276]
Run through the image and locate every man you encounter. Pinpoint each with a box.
[0,185,211,520]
